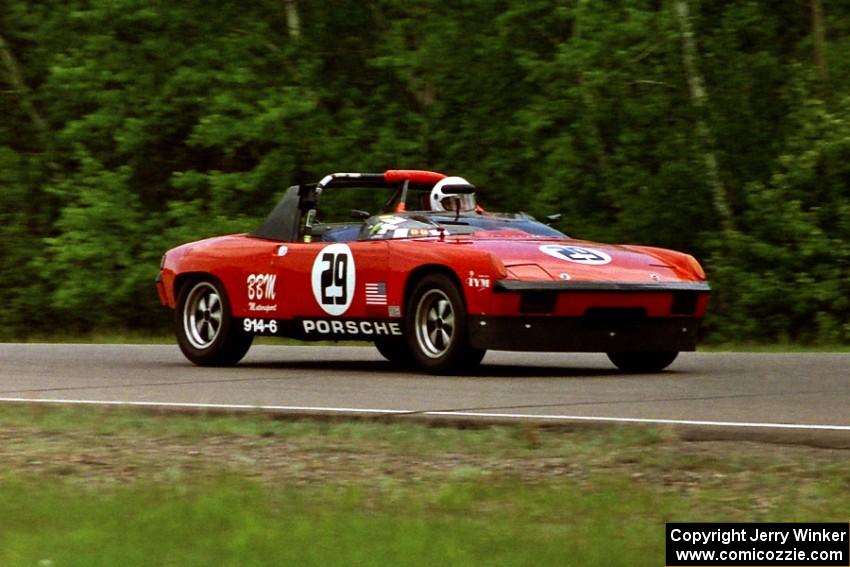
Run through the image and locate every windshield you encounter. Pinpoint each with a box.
[360,212,566,241]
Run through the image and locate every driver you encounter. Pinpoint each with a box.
[429,176,476,212]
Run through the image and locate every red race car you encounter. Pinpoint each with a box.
[156,170,709,373]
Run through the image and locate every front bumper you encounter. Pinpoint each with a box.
[468,315,702,352]
[476,280,709,352]
[488,280,711,319]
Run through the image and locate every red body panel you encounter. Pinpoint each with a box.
[161,233,709,322]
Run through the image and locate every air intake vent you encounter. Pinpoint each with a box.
[519,291,556,313]
[671,291,698,315]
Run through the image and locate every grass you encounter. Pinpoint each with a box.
[698,342,850,352]
[0,479,669,567]
[1,331,173,344]
[0,405,847,566]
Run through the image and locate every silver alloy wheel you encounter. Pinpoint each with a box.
[183,282,224,350]
[414,289,455,358]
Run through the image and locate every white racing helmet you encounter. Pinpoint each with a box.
[430,176,476,212]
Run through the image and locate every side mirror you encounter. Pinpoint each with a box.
[350,209,370,220]
[545,214,562,226]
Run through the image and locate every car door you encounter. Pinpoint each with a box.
[271,239,393,339]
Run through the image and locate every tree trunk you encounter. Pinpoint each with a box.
[0,32,48,136]
[284,0,301,39]
[573,1,612,205]
[673,0,734,234]
[811,0,829,87]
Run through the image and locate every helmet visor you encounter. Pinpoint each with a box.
[441,193,476,211]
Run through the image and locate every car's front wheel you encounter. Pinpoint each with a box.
[176,278,253,366]
[606,351,678,372]
[405,273,485,374]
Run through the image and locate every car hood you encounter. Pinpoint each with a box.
[460,237,705,283]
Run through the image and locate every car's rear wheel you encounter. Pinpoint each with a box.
[405,273,485,374]
[374,338,411,366]
[176,278,253,366]
[606,351,678,372]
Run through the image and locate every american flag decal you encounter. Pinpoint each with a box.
[365,282,387,305]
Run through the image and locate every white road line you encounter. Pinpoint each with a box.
[1,396,849,432]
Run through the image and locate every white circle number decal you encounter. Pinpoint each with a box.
[311,244,356,316]
[539,244,612,265]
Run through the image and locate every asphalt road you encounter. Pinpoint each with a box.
[0,344,848,445]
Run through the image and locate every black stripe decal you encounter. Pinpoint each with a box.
[493,280,711,293]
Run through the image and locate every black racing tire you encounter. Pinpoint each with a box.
[374,338,412,366]
[606,351,679,372]
[175,277,253,366]
[458,346,487,370]
[404,273,484,374]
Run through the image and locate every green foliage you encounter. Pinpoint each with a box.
[0,407,848,565]
[708,96,850,343]
[0,0,849,341]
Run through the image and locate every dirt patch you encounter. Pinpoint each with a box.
[1,425,847,490]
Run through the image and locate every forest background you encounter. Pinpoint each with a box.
[1,0,848,344]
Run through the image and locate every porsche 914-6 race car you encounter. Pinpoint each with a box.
[156,170,710,373]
